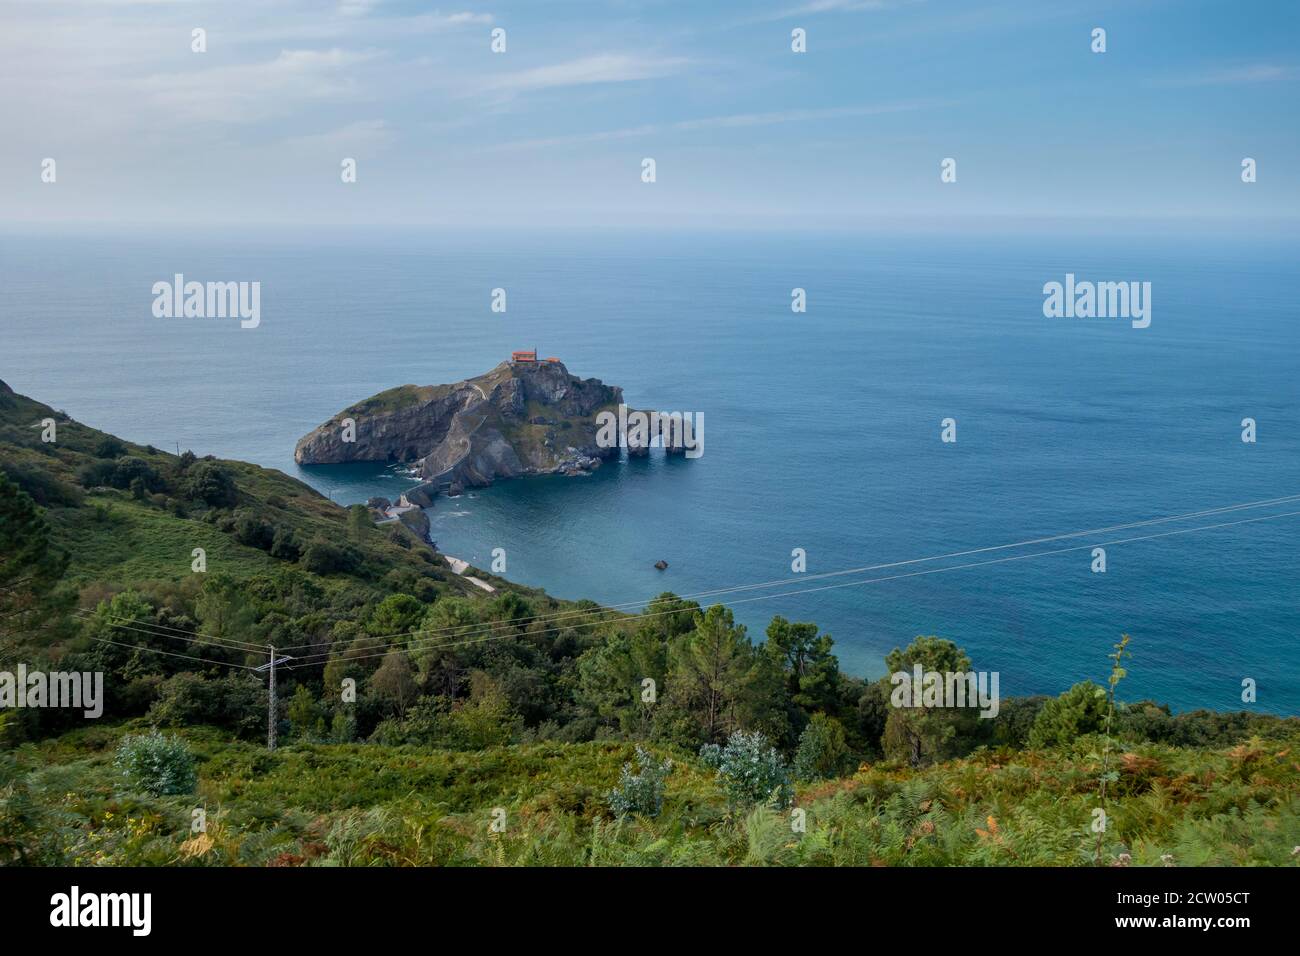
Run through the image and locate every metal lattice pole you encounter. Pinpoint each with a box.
[267,645,277,751]
[254,649,294,751]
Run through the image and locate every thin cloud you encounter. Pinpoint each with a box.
[137,48,381,123]
[1150,63,1294,88]
[275,118,394,157]
[488,100,946,150]
[751,0,896,23]
[338,0,383,16]
[336,0,489,18]
[241,9,493,42]
[484,54,690,94]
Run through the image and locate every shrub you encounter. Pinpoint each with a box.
[115,457,160,491]
[232,511,275,549]
[78,456,161,493]
[1028,681,1108,748]
[368,593,425,636]
[94,437,127,459]
[700,730,792,809]
[793,713,850,781]
[439,682,522,749]
[330,711,357,743]
[113,730,197,796]
[184,462,238,507]
[992,695,1049,748]
[146,672,223,726]
[287,685,324,740]
[0,461,83,507]
[300,539,360,574]
[76,461,111,488]
[607,747,673,818]
[372,683,522,750]
[0,741,65,865]
[147,673,266,740]
[270,525,302,561]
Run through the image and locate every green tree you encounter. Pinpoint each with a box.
[993,695,1050,748]
[764,616,841,714]
[194,573,256,665]
[440,675,521,749]
[642,592,701,639]
[369,648,416,714]
[666,605,755,742]
[576,623,667,736]
[287,685,325,739]
[368,593,425,636]
[184,461,237,507]
[93,437,126,459]
[347,504,371,545]
[736,643,793,746]
[82,591,168,680]
[1028,680,1109,748]
[880,635,981,766]
[793,712,850,781]
[300,539,360,574]
[856,679,891,760]
[411,598,480,697]
[269,525,302,561]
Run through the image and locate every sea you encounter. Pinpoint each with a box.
[2,226,1297,713]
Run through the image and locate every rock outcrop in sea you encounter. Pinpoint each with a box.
[294,359,625,493]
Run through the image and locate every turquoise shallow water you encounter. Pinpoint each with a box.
[2,227,1297,712]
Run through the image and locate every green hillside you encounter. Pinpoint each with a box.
[0,379,493,596]
[3,380,1299,868]
[11,722,1300,866]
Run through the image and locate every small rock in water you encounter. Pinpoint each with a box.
[654,560,668,571]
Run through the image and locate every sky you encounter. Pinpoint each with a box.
[1,0,1297,230]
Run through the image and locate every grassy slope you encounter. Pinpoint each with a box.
[23,721,1300,866]
[342,384,442,419]
[0,382,528,598]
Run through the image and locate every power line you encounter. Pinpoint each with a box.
[280,505,1300,670]
[87,636,258,671]
[73,503,1300,752]
[73,610,266,651]
[73,492,1300,666]
[271,490,1300,653]
[87,627,295,753]
[71,496,1300,676]
[73,611,264,654]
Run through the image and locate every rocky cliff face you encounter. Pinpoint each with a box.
[294,360,623,492]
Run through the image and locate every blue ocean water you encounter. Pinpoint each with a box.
[2,227,1297,713]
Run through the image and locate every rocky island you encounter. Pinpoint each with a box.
[294,355,626,498]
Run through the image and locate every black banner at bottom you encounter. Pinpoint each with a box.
[0,865,1281,942]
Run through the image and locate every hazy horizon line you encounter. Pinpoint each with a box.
[3,213,1299,240]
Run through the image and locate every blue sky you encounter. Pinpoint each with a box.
[2,0,1297,229]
